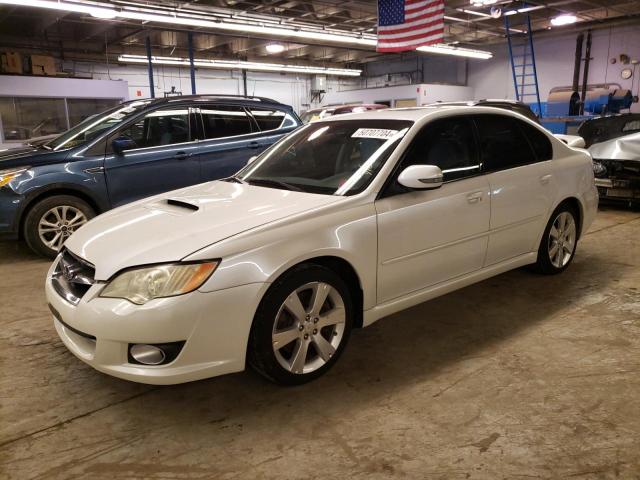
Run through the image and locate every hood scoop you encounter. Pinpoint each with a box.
[166,198,199,211]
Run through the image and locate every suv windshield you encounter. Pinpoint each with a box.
[46,100,152,151]
[237,119,411,195]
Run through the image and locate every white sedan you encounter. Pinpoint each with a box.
[45,106,598,385]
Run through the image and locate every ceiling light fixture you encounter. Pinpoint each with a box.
[265,43,285,54]
[550,14,577,26]
[117,54,362,76]
[3,0,494,60]
[470,0,496,6]
[416,44,493,60]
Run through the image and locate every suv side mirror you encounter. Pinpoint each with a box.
[397,165,443,190]
[112,137,137,155]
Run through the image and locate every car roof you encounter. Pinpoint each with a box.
[319,105,536,122]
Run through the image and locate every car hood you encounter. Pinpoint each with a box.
[0,145,67,168]
[65,180,344,280]
[589,131,640,162]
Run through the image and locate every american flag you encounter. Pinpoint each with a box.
[377,0,445,53]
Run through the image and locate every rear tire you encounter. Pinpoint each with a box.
[247,264,353,385]
[23,195,95,258]
[531,203,578,275]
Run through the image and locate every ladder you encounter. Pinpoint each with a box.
[505,12,542,117]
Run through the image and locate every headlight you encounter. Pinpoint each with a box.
[592,160,607,176]
[0,166,30,188]
[100,261,219,305]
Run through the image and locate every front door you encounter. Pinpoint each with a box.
[104,106,200,207]
[375,116,490,303]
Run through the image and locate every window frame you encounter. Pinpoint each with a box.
[105,104,195,154]
[194,103,258,141]
[471,113,543,174]
[378,114,482,199]
[246,106,298,133]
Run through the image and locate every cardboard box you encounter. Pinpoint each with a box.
[1,52,22,74]
[30,55,56,75]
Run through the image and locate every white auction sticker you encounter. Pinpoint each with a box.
[351,128,398,139]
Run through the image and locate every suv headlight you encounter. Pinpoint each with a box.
[0,166,30,188]
[100,261,219,305]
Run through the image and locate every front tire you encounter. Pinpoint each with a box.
[248,264,353,385]
[23,195,95,258]
[531,204,578,275]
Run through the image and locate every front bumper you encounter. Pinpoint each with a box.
[0,187,25,236]
[45,261,267,384]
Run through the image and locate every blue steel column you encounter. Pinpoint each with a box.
[188,32,196,94]
[145,36,155,98]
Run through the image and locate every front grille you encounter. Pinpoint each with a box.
[52,249,96,305]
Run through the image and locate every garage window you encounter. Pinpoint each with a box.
[200,105,253,139]
[474,114,536,172]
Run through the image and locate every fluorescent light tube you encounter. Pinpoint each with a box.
[416,45,493,59]
[117,54,362,76]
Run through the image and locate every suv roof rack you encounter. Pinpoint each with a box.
[155,94,283,104]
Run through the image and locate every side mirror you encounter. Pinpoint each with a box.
[112,137,137,155]
[397,165,443,190]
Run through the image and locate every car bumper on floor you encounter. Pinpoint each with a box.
[45,261,267,385]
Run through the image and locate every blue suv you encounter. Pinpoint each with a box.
[0,95,301,257]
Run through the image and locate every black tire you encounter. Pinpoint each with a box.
[531,203,579,275]
[247,264,354,385]
[23,195,96,258]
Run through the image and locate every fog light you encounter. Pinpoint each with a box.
[130,344,166,365]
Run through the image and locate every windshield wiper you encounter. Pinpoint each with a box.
[246,178,303,192]
[221,176,246,184]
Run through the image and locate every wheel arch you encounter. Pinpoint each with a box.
[267,255,365,329]
[555,196,584,239]
[18,186,103,239]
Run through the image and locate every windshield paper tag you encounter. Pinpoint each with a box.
[352,128,398,139]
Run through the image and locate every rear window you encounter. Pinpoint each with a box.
[249,108,297,131]
[474,114,537,172]
[519,122,553,161]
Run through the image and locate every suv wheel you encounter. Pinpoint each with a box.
[23,195,95,258]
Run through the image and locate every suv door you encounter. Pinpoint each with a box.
[375,116,490,303]
[473,114,556,266]
[193,104,264,181]
[104,105,199,207]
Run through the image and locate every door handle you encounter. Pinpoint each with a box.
[248,141,261,149]
[540,174,552,185]
[467,192,483,204]
[174,151,190,160]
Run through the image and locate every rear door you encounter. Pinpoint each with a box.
[474,114,556,266]
[104,105,199,207]
[193,104,266,181]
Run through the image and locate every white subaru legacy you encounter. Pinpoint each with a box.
[46,106,598,385]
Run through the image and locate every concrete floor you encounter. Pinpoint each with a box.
[1,207,639,479]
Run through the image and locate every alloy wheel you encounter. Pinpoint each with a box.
[272,281,346,375]
[548,211,576,268]
[38,205,88,252]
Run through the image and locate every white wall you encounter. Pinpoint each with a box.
[468,24,640,112]
[0,75,129,100]
[323,83,474,107]
[65,62,314,113]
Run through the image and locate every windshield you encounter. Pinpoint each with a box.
[237,119,412,195]
[46,100,152,151]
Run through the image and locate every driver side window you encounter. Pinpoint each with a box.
[401,117,480,182]
[109,108,190,152]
